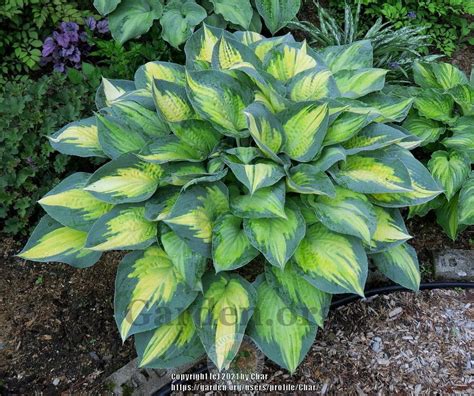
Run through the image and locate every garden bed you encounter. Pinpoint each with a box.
[0,222,471,394]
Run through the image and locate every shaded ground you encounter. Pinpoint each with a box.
[0,240,133,394]
[0,220,472,393]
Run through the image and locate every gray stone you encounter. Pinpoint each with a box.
[433,249,474,281]
[104,357,202,395]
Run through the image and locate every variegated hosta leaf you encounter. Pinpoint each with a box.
[97,113,148,159]
[211,35,261,70]
[407,195,444,219]
[288,67,339,101]
[329,151,413,194]
[226,147,264,164]
[255,0,301,34]
[135,61,185,90]
[135,310,204,369]
[334,68,387,99]
[448,84,474,116]
[294,222,368,296]
[342,123,407,155]
[442,116,474,161]
[111,100,169,138]
[368,206,411,253]
[95,78,135,109]
[212,213,259,272]
[286,163,336,196]
[144,187,181,221]
[114,245,198,340]
[85,153,163,204]
[304,186,377,244]
[371,243,420,292]
[319,40,373,73]
[250,33,296,62]
[428,150,470,200]
[245,102,285,159]
[413,61,441,89]
[435,193,464,240]
[164,182,229,257]
[161,225,207,291]
[243,201,305,268]
[413,89,454,123]
[247,276,316,373]
[160,162,208,186]
[226,158,285,195]
[369,149,443,207]
[138,135,206,164]
[49,117,105,158]
[323,110,377,146]
[192,273,256,370]
[265,263,331,327]
[86,204,157,251]
[184,24,227,69]
[458,173,474,225]
[363,94,413,123]
[152,79,195,123]
[233,31,264,46]
[264,42,319,83]
[311,146,346,172]
[402,112,445,146]
[430,62,469,90]
[230,181,287,219]
[170,119,221,157]
[39,172,113,232]
[280,102,329,162]
[186,70,253,137]
[19,216,102,268]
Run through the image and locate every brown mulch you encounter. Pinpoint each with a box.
[260,288,473,394]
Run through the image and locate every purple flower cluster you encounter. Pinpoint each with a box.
[41,17,109,73]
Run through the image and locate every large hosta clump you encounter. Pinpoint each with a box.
[20,26,442,373]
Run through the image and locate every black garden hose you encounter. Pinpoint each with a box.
[330,281,474,309]
[155,281,474,396]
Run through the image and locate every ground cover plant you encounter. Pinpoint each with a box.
[20,26,443,373]
[291,1,440,81]
[392,61,474,239]
[0,72,95,235]
[92,0,302,47]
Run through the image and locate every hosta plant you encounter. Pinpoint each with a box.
[389,62,474,239]
[93,0,301,47]
[20,26,442,373]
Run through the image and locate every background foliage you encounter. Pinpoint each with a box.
[0,73,95,235]
[330,0,474,56]
[0,0,91,79]
[93,0,302,47]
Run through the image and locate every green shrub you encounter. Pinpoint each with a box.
[388,62,473,239]
[291,1,441,81]
[0,72,95,235]
[339,0,474,56]
[0,0,92,78]
[92,0,302,47]
[20,27,442,372]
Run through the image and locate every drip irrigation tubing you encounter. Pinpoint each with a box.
[155,281,474,396]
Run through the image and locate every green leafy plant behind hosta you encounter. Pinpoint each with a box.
[290,0,441,81]
[390,62,474,240]
[21,26,442,373]
[92,0,301,47]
